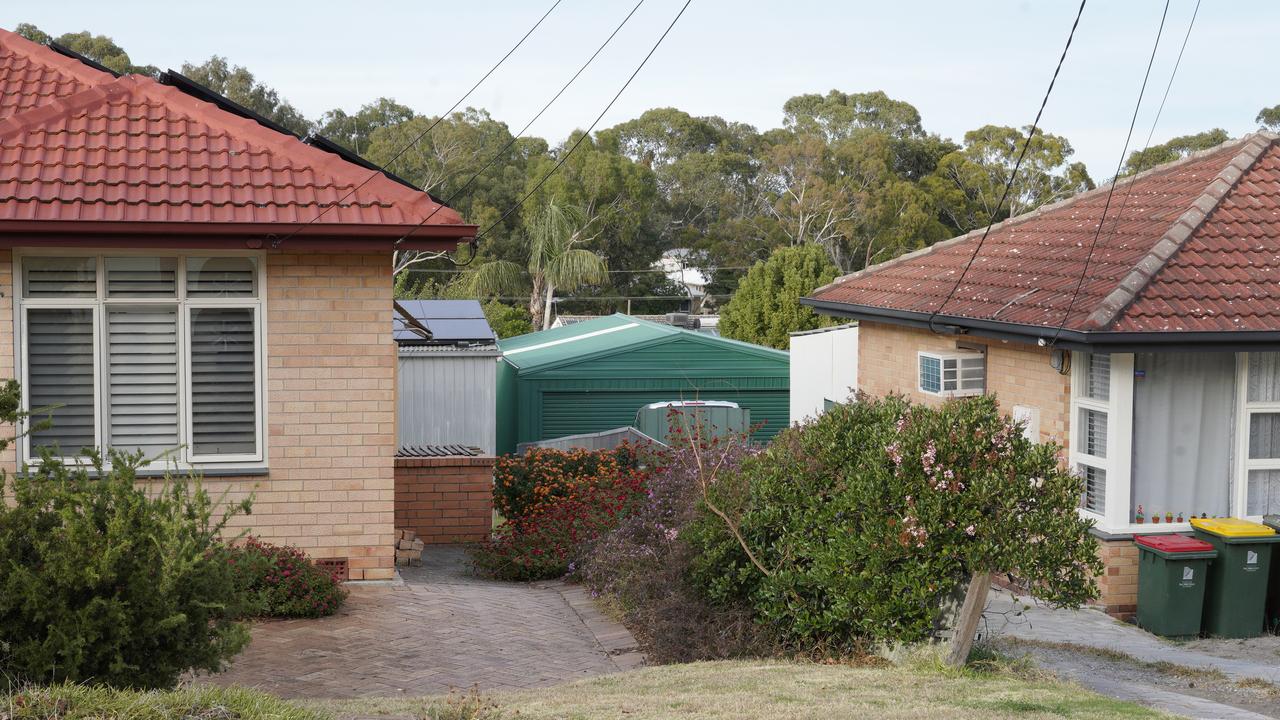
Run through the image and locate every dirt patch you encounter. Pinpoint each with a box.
[1177,633,1280,669]
[998,638,1280,719]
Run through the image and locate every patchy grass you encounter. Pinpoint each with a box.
[0,683,322,720]
[321,660,1168,720]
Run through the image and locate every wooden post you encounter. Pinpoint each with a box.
[946,570,993,667]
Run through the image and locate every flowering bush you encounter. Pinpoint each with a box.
[579,432,776,662]
[493,444,644,522]
[475,446,652,581]
[228,537,348,618]
[687,393,1102,653]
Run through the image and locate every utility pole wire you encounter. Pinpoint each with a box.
[270,0,562,248]
[1049,0,1171,346]
[926,0,1087,333]
[392,0,648,247]
[402,0,695,249]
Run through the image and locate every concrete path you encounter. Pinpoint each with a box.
[985,588,1279,720]
[203,546,641,699]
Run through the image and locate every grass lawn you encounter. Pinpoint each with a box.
[322,659,1170,720]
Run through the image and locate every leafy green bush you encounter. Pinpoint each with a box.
[228,537,348,618]
[0,449,254,689]
[687,394,1102,653]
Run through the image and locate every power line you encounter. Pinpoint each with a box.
[1049,0,1172,346]
[1086,0,1199,249]
[443,0,694,248]
[270,0,562,249]
[392,0,647,247]
[927,0,1088,333]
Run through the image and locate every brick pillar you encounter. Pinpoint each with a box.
[394,456,494,544]
[1094,538,1139,618]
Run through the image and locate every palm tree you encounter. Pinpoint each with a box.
[464,201,608,330]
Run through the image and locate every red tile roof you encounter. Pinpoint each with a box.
[807,133,1280,338]
[0,28,474,248]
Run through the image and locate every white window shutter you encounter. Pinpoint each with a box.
[106,306,180,456]
[27,308,96,454]
[190,307,257,456]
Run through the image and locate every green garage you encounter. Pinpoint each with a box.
[496,314,790,454]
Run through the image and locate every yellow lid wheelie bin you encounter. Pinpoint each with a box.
[1190,517,1280,638]
[1265,515,1280,631]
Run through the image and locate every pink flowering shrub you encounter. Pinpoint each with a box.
[228,537,347,618]
[687,393,1101,652]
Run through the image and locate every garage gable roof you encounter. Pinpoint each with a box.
[498,313,786,375]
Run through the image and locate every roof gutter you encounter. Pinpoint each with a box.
[0,220,476,252]
[801,298,1280,352]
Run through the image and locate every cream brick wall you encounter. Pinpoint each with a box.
[0,250,396,580]
[856,320,1070,447]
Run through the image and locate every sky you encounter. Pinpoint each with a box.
[2,1,1274,177]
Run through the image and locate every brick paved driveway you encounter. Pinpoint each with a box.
[202,546,638,698]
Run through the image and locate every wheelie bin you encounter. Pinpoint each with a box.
[1134,534,1217,637]
[1190,517,1280,638]
[1265,514,1280,631]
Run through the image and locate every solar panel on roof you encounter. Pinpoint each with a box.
[393,299,496,345]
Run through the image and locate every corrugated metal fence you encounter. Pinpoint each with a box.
[397,345,499,455]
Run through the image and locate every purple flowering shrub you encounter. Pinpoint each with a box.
[579,431,778,662]
[687,393,1102,653]
[228,537,348,618]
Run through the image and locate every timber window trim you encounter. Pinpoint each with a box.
[917,350,986,397]
[14,250,267,468]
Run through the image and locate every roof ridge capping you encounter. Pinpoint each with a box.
[1084,130,1279,330]
[810,132,1263,297]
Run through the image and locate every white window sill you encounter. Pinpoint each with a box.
[22,461,269,479]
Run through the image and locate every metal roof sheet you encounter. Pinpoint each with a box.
[497,313,786,373]
[396,444,484,458]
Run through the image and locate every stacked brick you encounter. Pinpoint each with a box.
[396,529,426,566]
[1094,539,1140,618]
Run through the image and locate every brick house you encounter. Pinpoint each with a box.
[0,30,476,580]
[804,132,1280,616]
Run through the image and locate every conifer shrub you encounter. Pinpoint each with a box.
[0,447,254,689]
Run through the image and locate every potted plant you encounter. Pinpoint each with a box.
[1151,512,1160,524]
[1176,511,1184,523]
[1165,511,1174,523]
[1135,505,1145,524]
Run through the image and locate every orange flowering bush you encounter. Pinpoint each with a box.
[493,444,645,522]
[477,445,655,581]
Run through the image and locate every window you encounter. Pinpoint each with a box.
[1071,353,1115,515]
[1239,353,1280,516]
[17,254,264,466]
[917,351,985,397]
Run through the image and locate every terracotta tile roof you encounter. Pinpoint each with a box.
[807,133,1280,337]
[0,28,474,246]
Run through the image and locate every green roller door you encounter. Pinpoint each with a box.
[541,390,789,443]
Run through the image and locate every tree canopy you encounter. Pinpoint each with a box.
[13,21,1277,340]
[718,244,839,349]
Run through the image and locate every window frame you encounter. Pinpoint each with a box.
[1069,351,1134,531]
[916,350,985,398]
[1234,352,1280,519]
[13,249,268,470]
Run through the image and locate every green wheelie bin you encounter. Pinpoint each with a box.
[1265,515,1280,631]
[1135,534,1217,637]
[1190,517,1280,638]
